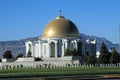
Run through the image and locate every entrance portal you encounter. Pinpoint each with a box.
[50,42,55,57]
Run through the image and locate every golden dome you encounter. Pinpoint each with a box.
[42,16,79,38]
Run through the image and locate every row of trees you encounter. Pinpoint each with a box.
[2,50,24,59]
[2,49,32,59]
[98,42,120,64]
[85,42,120,64]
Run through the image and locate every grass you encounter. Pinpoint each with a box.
[0,66,120,79]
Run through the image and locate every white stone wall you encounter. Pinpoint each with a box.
[0,60,80,70]
[15,57,35,62]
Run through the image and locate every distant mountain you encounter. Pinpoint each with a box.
[0,36,39,58]
[0,33,119,58]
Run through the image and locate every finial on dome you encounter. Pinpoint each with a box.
[56,10,65,19]
[59,10,62,16]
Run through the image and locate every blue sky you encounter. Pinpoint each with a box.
[0,0,120,43]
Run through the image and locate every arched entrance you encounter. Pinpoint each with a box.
[50,42,55,57]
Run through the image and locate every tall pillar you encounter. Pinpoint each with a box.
[38,41,41,58]
[55,43,57,58]
[62,40,65,57]
[31,43,34,57]
[25,42,29,57]
[48,43,50,58]
[39,40,42,58]
[75,41,78,51]
[35,43,39,57]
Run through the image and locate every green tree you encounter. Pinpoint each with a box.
[3,50,12,59]
[64,49,77,56]
[85,55,97,65]
[27,50,32,57]
[98,42,111,64]
[110,47,120,64]
[16,53,24,58]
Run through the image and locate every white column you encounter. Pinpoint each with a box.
[34,43,36,57]
[38,41,40,58]
[62,40,65,57]
[31,44,34,57]
[42,43,48,58]
[25,42,28,57]
[40,41,43,58]
[55,43,57,58]
[38,40,42,58]
[75,41,78,51]
[42,44,44,58]
[35,43,39,57]
[48,43,50,58]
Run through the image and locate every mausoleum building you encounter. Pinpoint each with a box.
[25,14,96,61]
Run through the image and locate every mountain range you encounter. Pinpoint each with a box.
[0,33,119,58]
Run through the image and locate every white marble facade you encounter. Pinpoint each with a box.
[26,38,81,58]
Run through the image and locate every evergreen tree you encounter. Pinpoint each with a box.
[85,55,97,65]
[64,49,77,56]
[110,47,120,64]
[3,50,12,59]
[16,53,24,58]
[98,42,111,64]
[27,50,32,57]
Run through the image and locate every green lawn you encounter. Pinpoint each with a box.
[0,66,120,78]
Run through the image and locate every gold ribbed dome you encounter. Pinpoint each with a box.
[42,16,79,38]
